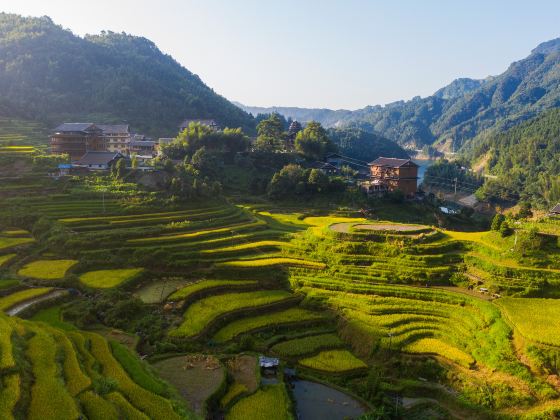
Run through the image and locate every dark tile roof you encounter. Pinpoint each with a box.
[53,123,97,132]
[130,140,155,147]
[369,157,417,168]
[74,152,123,165]
[97,124,130,134]
[309,161,338,170]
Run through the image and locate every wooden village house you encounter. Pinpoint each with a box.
[363,157,419,197]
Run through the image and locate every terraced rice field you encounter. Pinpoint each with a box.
[497,298,560,346]
[17,259,77,280]
[213,307,325,342]
[0,254,15,267]
[298,350,367,373]
[226,384,292,420]
[3,193,559,417]
[403,338,474,367]
[79,268,144,289]
[216,257,325,269]
[0,236,34,251]
[168,279,258,301]
[170,290,294,338]
[0,312,191,419]
[270,333,344,357]
[0,288,53,312]
[0,118,49,147]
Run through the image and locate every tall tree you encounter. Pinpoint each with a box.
[294,121,336,160]
[255,113,285,152]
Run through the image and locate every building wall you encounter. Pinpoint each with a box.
[50,135,86,159]
[369,163,418,196]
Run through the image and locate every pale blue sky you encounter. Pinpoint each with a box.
[3,0,560,109]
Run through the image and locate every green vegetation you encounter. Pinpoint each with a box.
[298,350,367,373]
[17,259,77,280]
[403,338,474,367]
[0,287,53,311]
[267,164,344,199]
[85,332,182,419]
[110,341,168,396]
[220,382,247,408]
[26,326,81,419]
[213,308,324,342]
[227,384,292,420]
[79,268,144,289]
[170,290,293,338]
[168,279,257,301]
[328,127,408,162]
[30,306,76,331]
[0,279,18,291]
[0,13,254,136]
[216,257,325,269]
[0,374,20,420]
[0,236,34,251]
[465,108,560,207]
[0,254,15,267]
[271,333,344,357]
[497,298,560,346]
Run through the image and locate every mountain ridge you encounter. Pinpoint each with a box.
[0,13,255,136]
[237,37,560,150]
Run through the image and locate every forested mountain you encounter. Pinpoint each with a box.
[238,38,560,151]
[463,108,560,207]
[328,127,409,162]
[0,13,255,136]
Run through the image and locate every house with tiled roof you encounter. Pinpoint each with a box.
[73,152,125,170]
[365,157,419,197]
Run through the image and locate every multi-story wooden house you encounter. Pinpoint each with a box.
[50,123,105,160]
[366,157,419,197]
[98,124,131,154]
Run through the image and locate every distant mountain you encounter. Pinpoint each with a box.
[233,102,351,127]
[0,13,255,137]
[328,127,409,163]
[433,78,486,100]
[238,38,560,151]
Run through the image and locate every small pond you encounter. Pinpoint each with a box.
[292,380,367,420]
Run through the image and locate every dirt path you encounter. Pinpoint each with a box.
[6,289,68,316]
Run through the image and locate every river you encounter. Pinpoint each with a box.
[412,158,437,187]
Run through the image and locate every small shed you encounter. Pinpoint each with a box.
[73,152,124,170]
[259,356,279,369]
[549,203,560,216]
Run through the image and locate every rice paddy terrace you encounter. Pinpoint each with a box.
[1,187,560,418]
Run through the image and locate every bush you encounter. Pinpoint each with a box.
[491,214,505,231]
[499,221,513,237]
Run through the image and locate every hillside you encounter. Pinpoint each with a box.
[327,127,409,162]
[238,38,560,151]
[463,108,560,207]
[2,172,560,417]
[0,13,255,137]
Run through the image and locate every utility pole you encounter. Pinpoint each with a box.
[453,177,458,198]
[102,190,106,214]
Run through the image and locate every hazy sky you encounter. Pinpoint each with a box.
[3,0,560,109]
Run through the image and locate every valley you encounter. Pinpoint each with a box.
[0,8,560,420]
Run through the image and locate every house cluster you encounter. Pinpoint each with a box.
[315,153,419,197]
[50,119,220,172]
[50,123,157,160]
